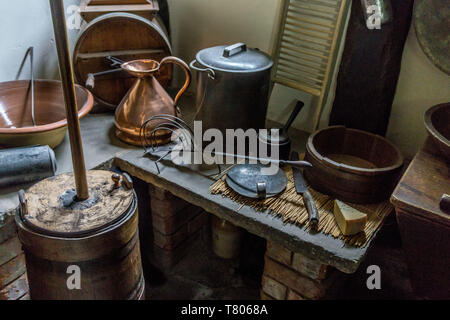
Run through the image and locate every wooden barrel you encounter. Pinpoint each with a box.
[305,126,404,204]
[73,12,172,109]
[16,171,144,300]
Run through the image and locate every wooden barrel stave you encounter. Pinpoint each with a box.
[23,232,143,300]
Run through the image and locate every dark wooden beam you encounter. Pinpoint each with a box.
[329,0,415,136]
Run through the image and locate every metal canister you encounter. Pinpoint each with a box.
[0,145,57,188]
[190,43,273,135]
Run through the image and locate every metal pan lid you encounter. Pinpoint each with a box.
[196,43,273,73]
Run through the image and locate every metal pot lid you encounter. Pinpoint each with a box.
[226,164,287,199]
[196,43,273,73]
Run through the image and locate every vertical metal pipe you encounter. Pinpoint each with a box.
[49,0,89,200]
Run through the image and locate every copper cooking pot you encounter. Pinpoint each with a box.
[114,56,191,146]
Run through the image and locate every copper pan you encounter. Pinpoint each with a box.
[0,80,94,148]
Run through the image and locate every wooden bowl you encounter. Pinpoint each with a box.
[0,80,94,148]
[424,103,450,161]
[305,126,404,204]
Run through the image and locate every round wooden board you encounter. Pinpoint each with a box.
[73,13,173,108]
[22,170,134,236]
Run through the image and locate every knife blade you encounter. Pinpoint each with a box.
[291,151,319,227]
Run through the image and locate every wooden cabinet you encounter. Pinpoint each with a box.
[391,138,450,299]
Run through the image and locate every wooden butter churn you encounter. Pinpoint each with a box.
[15,0,144,300]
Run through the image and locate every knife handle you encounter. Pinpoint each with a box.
[302,191,319,227]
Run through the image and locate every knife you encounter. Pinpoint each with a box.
[291,151,319,227]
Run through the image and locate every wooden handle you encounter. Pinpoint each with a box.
[302,191,319,227]
[160,56,192,106]
[50,0,89,200]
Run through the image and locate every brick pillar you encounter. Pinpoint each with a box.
[148,185,208,268]
[261,242,346,300]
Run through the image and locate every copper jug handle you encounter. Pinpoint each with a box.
[159,56,192,106]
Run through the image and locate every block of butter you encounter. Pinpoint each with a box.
[333,200,367,236]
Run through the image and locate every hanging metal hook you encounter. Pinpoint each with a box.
[16,47,36,127]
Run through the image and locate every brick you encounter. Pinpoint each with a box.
[150,196,189,218]
[148,185,176,201]
[260,290,274,300]
[0,253,26,288]
[153,228,188,250]
[287,289,305,300]
[262,276,287,300]
[263,256,327,300]
[292,252,328,281]
[153,211,208,250]
[0,273,28,300]
[151,231,200,268]
[0,214,17,244]
[187,211,208,234]
[149,185,193,204]
[152,205,203,235]
[0,236,23,266]
[19,293,30,300]
[266,242,292,266]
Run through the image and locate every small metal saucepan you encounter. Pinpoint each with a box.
[259,100,304,161]
[226,163,288,199]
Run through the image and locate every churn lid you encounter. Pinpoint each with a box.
[18,170,135,238]
[196,43,273,73]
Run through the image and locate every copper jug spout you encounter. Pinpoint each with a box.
[114,57,191,146]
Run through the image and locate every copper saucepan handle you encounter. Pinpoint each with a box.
[159,56,192,106]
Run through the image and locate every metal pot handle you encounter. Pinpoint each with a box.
[189,60,216,80]
[160,56,192,106]
[223,43,247,57]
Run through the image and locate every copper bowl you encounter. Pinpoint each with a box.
[0,80,94,148]
[424,103,450,161]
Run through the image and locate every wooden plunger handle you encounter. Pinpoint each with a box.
[49,0,89,200]
[160,56,192,106]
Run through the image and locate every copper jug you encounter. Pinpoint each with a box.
[114,57,191,146]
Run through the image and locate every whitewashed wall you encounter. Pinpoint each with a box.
[0,0,81,82]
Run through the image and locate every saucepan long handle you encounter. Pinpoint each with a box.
[302,191,319,227]
[85,68,123,90]
[160,56,192,106]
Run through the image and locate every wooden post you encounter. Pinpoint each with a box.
[329,0,415,136]
[49,0,89,200]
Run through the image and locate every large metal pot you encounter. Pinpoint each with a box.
[190,43,273,135]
